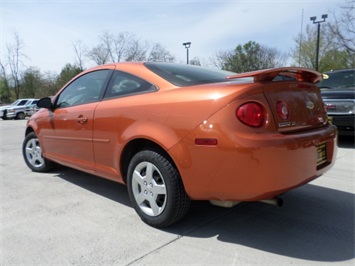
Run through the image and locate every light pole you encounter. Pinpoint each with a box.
[310,14,328,71]
[182,42,191,64]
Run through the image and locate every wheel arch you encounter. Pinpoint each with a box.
[25,126,35,136]
[16,111,25,119]
[120,138,179,184]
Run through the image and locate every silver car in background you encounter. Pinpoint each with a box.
[0,98,39,120]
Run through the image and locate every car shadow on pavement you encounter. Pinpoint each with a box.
[52,166,354,262]
[53,165,131,207]
[338,135,355,148]
[171,184,354,262]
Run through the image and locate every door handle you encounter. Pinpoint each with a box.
[77,115,88,125]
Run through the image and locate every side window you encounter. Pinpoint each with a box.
[56,70,110,108]
[18,100,29,106]
[104,70,157,99]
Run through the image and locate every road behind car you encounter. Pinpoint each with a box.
[1,120,354,265]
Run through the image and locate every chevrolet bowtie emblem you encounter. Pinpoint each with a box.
[306,100,314,110]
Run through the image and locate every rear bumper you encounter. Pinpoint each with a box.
[170,124,338,201]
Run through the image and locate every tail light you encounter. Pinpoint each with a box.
[276,101,289,120]
[237,102,264,127]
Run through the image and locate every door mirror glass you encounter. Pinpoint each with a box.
[37,97,53,109]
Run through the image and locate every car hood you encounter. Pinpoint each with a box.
[321,88,355,99]
[0,105,11,110]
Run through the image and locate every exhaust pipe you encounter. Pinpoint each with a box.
[259,197,283,207]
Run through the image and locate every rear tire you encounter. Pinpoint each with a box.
[127,149,191,227]
[22,132,55,172]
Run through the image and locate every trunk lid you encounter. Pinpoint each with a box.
[263,83,328,132]
[228,67,328,133]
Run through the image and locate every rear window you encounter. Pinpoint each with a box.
[144,62,235,86]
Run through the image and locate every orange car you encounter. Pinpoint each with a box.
[22,62,337,227]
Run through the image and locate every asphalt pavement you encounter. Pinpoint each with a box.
[1,119,354,265]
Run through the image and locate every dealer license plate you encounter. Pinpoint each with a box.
[317,142,327,166]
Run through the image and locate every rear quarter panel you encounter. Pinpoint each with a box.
[169,94,337,201]
[92,83,254,182]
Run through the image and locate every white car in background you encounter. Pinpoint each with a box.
[0,98,39,120]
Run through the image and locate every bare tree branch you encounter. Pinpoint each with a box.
[72,40,87,71]
[6,31,27,99]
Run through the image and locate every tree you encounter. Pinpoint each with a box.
[40,71,58,97]
[104,31,135,62]
[87,44,110,65]
[210,50,234,69]
[87,31,140,64]
[214,41,286,73]
[0,60,11,102]
[22,67,42,98]
[327,0,355,67]
[55,63,82,89]
[72,40,87,71]
[6,32,27,99]
[189,57,201,66]
[321,49,350,70]
[125,39,149,61]
[292,24,351,71]
[147,43,175,62]
[293,25,321,69]
[87,31,176,65]
[112,32,133,62]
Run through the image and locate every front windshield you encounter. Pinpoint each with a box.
[11,99,29,106]
[317,70,355,89]
[11,100,20,106]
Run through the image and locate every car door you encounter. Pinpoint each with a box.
[92,70,157,181]
[42,69,112,172]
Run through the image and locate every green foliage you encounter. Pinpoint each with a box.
[321,49,351,71]
[292,25,353,71]
[0,77,9,103]
[292,0,355,72]
[222,41,259,72]
[56,63,83,89]
[22,67,42,98]
[0,63,83,101]
[219,41,285,73]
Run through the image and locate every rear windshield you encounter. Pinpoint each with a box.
[144,62,235,86]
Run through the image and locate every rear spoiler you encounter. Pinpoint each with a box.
[227,67,322,84]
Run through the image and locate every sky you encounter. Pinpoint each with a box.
[1,0,343,73]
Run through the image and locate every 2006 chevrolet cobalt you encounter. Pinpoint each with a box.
[23,62,337,227]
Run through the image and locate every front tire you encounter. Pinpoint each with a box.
[22,132,55,172]
[127,149,191,227]
[16,112,25,120]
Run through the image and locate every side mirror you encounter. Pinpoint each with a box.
[37,97,53,109]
